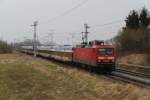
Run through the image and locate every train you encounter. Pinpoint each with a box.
[22,40,116,73]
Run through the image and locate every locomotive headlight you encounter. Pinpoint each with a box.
[98,57,105,59]
[108,57,115,60]
[111,59,115,62]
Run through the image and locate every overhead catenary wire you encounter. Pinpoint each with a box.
[29,0,125,44]
[91,19,124,28]
[67,19,125,35]
[37,19,124,38]
[38,19,124,42]
[21,0,129,46]
[35,0,125,43]
[40,0,89,25]
[38,20,124,41]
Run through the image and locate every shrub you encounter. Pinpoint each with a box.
[115,28,150,53]
[0,40,13,53]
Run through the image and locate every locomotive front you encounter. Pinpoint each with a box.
[73,40,116,73]
[96,46,116,72]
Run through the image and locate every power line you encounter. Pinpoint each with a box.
[91,19,124,28]
[32,19,124,43]
[40,0,89,25]
[39,19,123,39]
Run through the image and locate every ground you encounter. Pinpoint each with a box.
[0,53,150,100]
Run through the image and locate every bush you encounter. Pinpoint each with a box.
[0,40,13,53]
[114,7,150,53]
[115,28,150,53]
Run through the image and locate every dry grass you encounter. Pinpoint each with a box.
[0,53,150,100]
[117,53,149,66]
[117,53,150,74]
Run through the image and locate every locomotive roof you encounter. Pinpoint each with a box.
[74,45,115,49]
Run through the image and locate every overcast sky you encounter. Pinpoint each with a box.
[0,0,150,44]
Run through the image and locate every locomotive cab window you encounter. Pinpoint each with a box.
[99,49,106,54]
[99,48,113,54]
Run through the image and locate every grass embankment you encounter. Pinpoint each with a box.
[117,53,150,74]
[0,53,150,100]
[117,53,150,66]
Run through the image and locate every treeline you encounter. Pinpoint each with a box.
[0,40,13,53]
[115,7,150,53]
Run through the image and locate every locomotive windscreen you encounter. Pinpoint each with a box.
[99,48,113,54]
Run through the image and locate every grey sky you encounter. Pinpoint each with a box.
[0,0,150,44]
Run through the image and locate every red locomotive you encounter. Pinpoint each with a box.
[73,40,115,72]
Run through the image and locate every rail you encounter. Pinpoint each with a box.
[112,68,150,85]
[116,68,150,78]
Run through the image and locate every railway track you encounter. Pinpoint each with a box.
[111,68,150,86]
[21,51,150,87]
